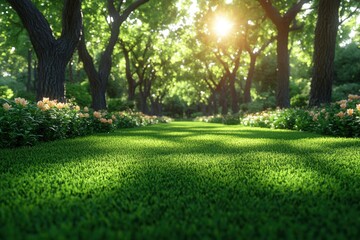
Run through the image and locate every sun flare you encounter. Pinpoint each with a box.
[213,16,233,37]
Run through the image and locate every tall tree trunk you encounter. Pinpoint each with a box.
[26,48,32,92]
[36,51,67,101]
[79,0,148,110]
[78,36,104,109]
[276,26,290,108]
[139,90,149,114]
[208,91,218,115]
[6,0,82,102]
[33,60,37,91]
[68,57,74,83]
[244,55,257,103]
[258,0,309,108]
[309,0,340,107]
[120,41,137,101]
[229,73,239,113]
[218,76,228,115]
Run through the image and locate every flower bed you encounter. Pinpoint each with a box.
[241,94,360,137]
[0,98,171,148]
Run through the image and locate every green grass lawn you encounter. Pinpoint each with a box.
[1,122,360,239]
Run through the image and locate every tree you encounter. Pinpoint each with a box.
[308,0,341,106]
[78,0,149,110]
[258,0,309,108]
[6,0,82,102]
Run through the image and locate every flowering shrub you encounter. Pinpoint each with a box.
[194,115,224,123]
[241,94,360,137]
[0,98,171,148]
[194,114,241,125]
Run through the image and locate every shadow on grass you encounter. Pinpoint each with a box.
[1,122,360,239]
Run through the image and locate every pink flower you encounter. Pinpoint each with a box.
[347,109,354,116]
[100,118,108,123]
[336,112,345,118]
[56,103,65,109]
[340,103,347,109]
[14,97,28,107]
[48,101,57,108]
[357,104,360,111]
[37,101,44,108]
[337,100,347,105]
[2,103,12,111]
[93,111,101,118]
[348,94,360,100]
[83,107,89,112]
[107,119,113,124]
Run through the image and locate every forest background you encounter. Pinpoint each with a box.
[0,0,359,118]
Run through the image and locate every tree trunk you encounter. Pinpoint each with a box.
[37,51,67,101]
[244,54,257,103]
[26,48,32,92]
[276,26,290,108]
[309,0,340,107]
[208,91,218,115]
[33,60,37,91]
[68,57,74,83]
[219,77,228,115]
[258,0,309,108]
[229,73,239,113]
[139,91,149,114]
[91,82,107,111]
[6,0,82,102]
[120,41,137,101]
[79,0,149,110]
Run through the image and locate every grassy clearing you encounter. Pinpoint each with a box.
[1,122,360,239]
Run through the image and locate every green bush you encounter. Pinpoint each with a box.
[0,86,14,99]
[291,94,308,108]
[107,98,135,112]
[240,94,276,113]
[222,114,240,125]
[66,82,92,107]
[241,94,360,138]
[0,98,169,148]
[332,83,360,101]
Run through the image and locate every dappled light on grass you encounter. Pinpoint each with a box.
[1,122,360,239]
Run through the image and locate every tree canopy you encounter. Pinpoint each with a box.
[1,0,359,115]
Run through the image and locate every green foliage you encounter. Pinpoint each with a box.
[222,114,240,125]
[290,94,308,108]
[334,43,360,85]
[65,82,92,107]
[332,83,360,101]
[0,97,167,148]
[194,114,240,125]
[240,93,276,113]
[1,122,360,239]
[194,114,223,123]
[0,85,14,99]
[242,94,360,137]
[107,98,135,112]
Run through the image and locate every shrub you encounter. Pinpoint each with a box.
[0,86,14,99]
[107,98,135,112]
[222,114,240,125]
[0,98,169,148]
[241,94,360,138]
[65,82,92,107]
